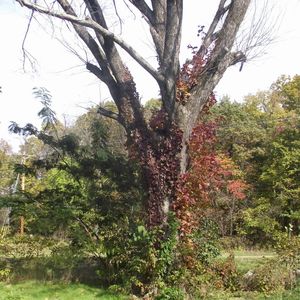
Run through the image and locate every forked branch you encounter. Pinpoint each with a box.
[17,0,163,83]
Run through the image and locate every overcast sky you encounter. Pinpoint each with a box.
[0,0,300,152]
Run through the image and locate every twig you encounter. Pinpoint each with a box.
[21,8,37,71]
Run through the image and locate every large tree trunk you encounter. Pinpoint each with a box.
[17,0,251,228]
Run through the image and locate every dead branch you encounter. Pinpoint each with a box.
[235,0,280,62]
[17,0,163,83]
[97,106,120,122]
[21,8,38,71]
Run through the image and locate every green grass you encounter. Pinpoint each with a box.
[222,249,276,273]
[207,288,300,300]
[1,250,298,300]
[0,281,128,300]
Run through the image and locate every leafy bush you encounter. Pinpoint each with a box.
[239,234,300,293]
[241,260,290,293]
[210,254,239,291]
[0,234,99,284]
[275,234,300,289]
[95,215,181,297]
[155,286,184,300]
[193,219,221,265]
[95,221,155,293]
[0,268,10,281]
[276,235,300,271]
[0,234,66,259]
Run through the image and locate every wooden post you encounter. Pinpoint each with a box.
[20,216,24,235]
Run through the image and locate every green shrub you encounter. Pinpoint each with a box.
[231,237,299,294]
[275,235,300,271]
[0,234,100,284]
[241,260,290,293]
[0,234,62,259]
[275,235,300,289]
[0,267,10,281]
[155,286,185,300]
[193,219,221,265]
[210,254,239,291]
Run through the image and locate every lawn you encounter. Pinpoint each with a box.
[0,250,299,299]
[0,281,128,300]
[207,288,300,300]
[1,280,299,300]
[222,249,276,273]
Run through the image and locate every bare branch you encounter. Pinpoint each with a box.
[204,0,251,72]
[198,0,231,57]
[75,216,100,241]
[162,1,183,70]
[158,0,183,115]
[122,0,137,19]
[235,0,280,62]
[17,0,163,83]
[21,8,38,71]
[97,106,120,122]
[176,0,252,161]
[82,0,124,83]
[112,0,124,34]
[128,0,154,24]
[86,62,112,85]
[149,0,167,61]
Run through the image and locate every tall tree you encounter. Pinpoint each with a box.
[0,139,14,196]
[16,0,252,228]
[0,139,15,228]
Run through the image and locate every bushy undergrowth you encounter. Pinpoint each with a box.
[0,234,67,259]
[1,228,300,299]
[0,234,100,284]
[241,259,290,293]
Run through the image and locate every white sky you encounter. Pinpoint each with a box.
[0,0,300,152]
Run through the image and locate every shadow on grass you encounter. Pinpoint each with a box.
[1,256,101,286]
[0,281,127,300]
[0,254,131,299]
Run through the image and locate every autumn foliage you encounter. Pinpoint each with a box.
[173,119,248,248]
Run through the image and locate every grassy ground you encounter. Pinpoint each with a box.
[207,288,300,300]
[3,280,297,300]
[213,250,300,300]
[222,249,276,273]
[0,281,128,300]
[0,250,298,299]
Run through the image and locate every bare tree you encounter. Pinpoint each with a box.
[16,0,252,228]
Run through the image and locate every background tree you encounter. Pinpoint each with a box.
[72,103,127,156]
[210,75,300,245]
[256,75,300,236]
[0,139,16,229]
[9,93,155,288]
[16,0,254,229]
[0,139,15,195]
